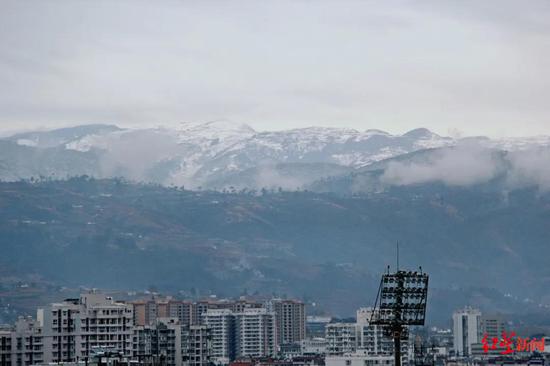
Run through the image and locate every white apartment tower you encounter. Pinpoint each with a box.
[38,292,133,363]
[234,308,277,359]
[202,308,277,364]
[452,307,481,357]
[202,309,235,365]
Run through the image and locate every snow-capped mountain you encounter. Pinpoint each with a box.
[3,121,550,188]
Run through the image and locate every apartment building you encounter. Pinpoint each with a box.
[202,309,235,365]
[168,301,194,327]
[182,325,212,366]
[38,292,133,363]
[234,308,277,359]
[201,307,277,364]
[326,308,408,361]
[132,299,164,327]
[325,323,358,355]
[194,299,263,325]
[480,314,506,340]
[133,318,183,366]
[133,298,261,327]
[452,307,481,357]
[0,317,44,366]
[270,300,305,346]
[356,308,394,356]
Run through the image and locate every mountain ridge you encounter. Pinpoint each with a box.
[2,123,550,190]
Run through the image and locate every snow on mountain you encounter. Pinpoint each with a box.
[176,120,255,145]
[59,123,457,187]
[486,135,550,151]
[12,124,121,149]
[3,122,550,188]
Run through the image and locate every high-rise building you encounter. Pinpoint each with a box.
[133,298,264,328]
[234,308,277,359]
[202,307,277,364]
[182,325,211,366]
[325,323,358,355]
[202,309,235,365]
[133,318,183,366]
[452,307,481,357]
[480,314,506,339]
[325,308,409,363]
[193,299,263,326]
[356,308,393,356]
[470,314,507,357]
[38,292,134,363]
[193,301,213,326]
[132,299,157,326]
[229,300,263,314]
[169,301,194,327]
[133,298,195,327]
[0,317,44,366]
[270,300,306,346]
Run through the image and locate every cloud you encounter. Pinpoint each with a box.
[507,148,550,191]
[94,129,181,183]
[381,142,504,186]
[381,141,550,192]
[254,166,307,191]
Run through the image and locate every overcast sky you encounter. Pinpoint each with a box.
[1,0,550,137]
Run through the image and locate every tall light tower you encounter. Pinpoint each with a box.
[370,266,429,366]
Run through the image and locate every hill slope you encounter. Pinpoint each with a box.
[1,178,550,324]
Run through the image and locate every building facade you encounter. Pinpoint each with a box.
[452,307,481,357]
[271,300,306,347]
[133,318,183,366]
[325,323,358,356]
[133,298,262,328]
[38,292,134,363]
[356,308,396,356]
[203,309,235,365]
[325,308,409,363]
[234,308,277,359]
[0,317,44,366]
[300,338,327,356]
[182,325,211,366]
[202,307,277,364]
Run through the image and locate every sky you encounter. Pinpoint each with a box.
[1,0,550,138]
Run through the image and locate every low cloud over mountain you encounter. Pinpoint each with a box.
[2,122,550,192]
[381,143,550,191]
[382,142,504,186]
